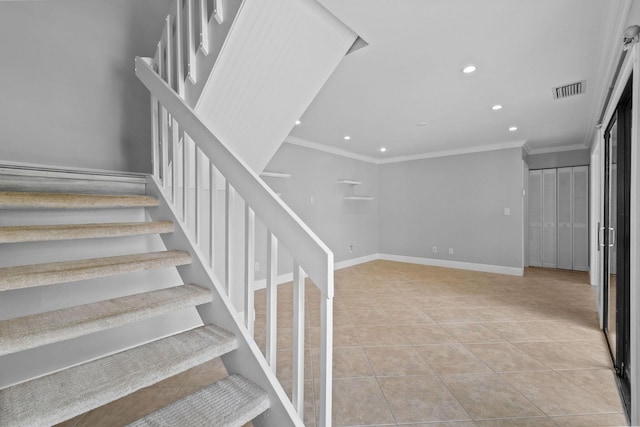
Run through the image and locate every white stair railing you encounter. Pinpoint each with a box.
[136,33,334,425]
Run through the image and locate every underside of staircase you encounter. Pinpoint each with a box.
[0,187,270,426]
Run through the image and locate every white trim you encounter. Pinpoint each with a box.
[285,135,528,164]
[0,161,147,183]
[285,136,378,163]
[525,143,590,155]
[252,254,380,290]
[375,140,526,164]
[334,253,380,270]
[601,50,634,133]
[379,253,524,277]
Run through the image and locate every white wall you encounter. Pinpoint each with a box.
[261,142,379,270]
[378,147,524,272]
[0,0,172,173]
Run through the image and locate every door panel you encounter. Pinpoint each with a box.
[557,167,573,269]
[542,169,557,268]
[528,170,543,267]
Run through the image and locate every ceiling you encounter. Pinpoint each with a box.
[288,0,627,161]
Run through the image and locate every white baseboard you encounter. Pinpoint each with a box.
[0,160,147,182]
[251,253,381,290]
[378,253,524,276]
[334,253,380,270]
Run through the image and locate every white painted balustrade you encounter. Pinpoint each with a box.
[136,3,334,424]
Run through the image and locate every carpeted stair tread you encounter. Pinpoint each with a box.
[0,284,212,356]
[0,250,192,292]
[0,191,159,209]
[0,221,174,243]
[0,325,238,427]
[129,374,270,427]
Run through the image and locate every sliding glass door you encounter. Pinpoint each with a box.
[602,78,631,415]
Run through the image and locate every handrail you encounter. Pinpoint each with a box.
[136,53,334,426]
[136,57,334,298]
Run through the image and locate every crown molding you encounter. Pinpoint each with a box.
[285,136,527,165]
[284,136,378,163]
[526,143,590,155]
[376,140,526,164]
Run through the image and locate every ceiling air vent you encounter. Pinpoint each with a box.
[552,80,586,100]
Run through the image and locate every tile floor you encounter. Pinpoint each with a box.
[58,261,628,426]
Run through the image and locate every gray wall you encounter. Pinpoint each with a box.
[378,148,524,269]
[262,143,379,266]
[527,149,590,170]
[0,0,172,172]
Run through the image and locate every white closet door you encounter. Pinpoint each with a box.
[572,166,589,271]
[528,170,543,267]
[542,169,557,268]
[557,168,573,269]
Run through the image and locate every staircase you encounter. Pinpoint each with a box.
[0,188,270,426]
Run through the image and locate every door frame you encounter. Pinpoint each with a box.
[593,44,638,424]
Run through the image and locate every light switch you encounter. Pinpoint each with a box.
[504,208,511,216]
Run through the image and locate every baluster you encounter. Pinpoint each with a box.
[199,0,209,54]
[266,231,278,371]
[186,0,197,83]
[195,147,201,243]
[158,42,169,188]
[292,262,305,415]
[175,0,185,97]
[165,15,174,90]
[319,293,334,427]
[209,162,215,268]
[244,205,255,335]
[213,0,223,24]
[150,96,159,178]
[225,180,234,296]
[182,134,191,223]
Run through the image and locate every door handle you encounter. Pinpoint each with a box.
[609,227,616,247]
[599,224,606,247]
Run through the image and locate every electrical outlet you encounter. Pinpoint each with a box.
[349,245,354,253]
[432,246,438,253]
[254,262,260,272]
[504,207,511,216]
[449,248,454,255]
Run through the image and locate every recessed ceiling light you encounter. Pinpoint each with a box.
[462,65,477,74]
[492,104,503,111]
[295,120,301,125]
[509,126,518,132]
[416,122,428,127]
[380,147,387,152]
[344,136,351,140]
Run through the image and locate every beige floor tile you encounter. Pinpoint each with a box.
[311,325,361,348]
[74,387,179,426]
[320,377,395,426]
[379,375,471,423]
[384,308,434,324]
[348,308,392,326]
[440,323,506,343]
[500,371,623,415]
[441,373,543,419]
[513,341,609,370]
[399,422,478,427]
[312,346,375,379]
[364,346,435,376]
[464,343,549,372]
[555,368,624,409]
[275,349,312,383]
[399,324,459,345]
[475,417,557,427]
[417,344,492,374]
[551,413,629,426]
[482,321,559,342]
[356,325,412,346]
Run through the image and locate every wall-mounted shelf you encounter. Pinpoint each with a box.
[344,196,374,200]
[260,171,291,179]
[337,179,362,185]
